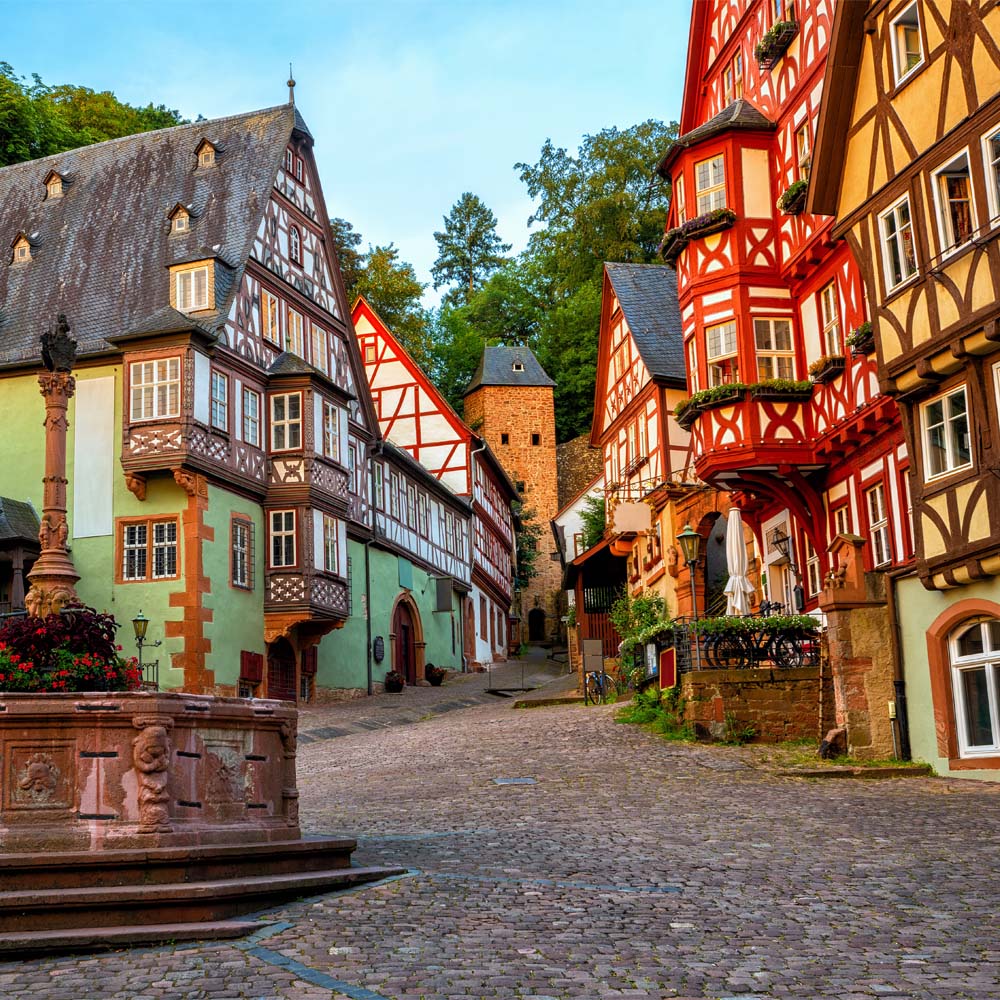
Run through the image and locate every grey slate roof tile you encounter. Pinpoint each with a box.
[657,99,776,175]
[604,263,685,385]
[0,497,39,544]
[464,345,555,396]
[0,104,298,368]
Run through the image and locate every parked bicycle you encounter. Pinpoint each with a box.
[583,668,613,705]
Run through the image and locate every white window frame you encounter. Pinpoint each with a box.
[285,308,303,357]
[695,154,727,215]
[950,619,1000,757]
[674,174,687,226]
[833,505,851,537]
[130,357,181,422]
[242,387,261,447]
[289,226,301,264]
[310,323,328,375]
[210,370,228,431]
[733,50,744,99]
[754,317,795,380]
[232,518,252,589]
[795,123,811,180]
[819,283,841,355]
[879,194,918,292]
[706,320,739,386]
[981,125,1000,226]
[171,213,188,234]
[374,462,385,509]
[865,482,891,568]
[687,338,699,393]
[270,509,296,568]
[151,521,178,580]
[270,392,302,451]
[805,542,822,597]
[261,289,280,346]
[322,401,340,462]
[322,513,339,573]
[122,523,148,581]
[931,149,977,255]
[890,2,924,87]
[921,385,972,482]
[175,266,209,312]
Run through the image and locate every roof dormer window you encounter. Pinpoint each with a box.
[195,140,217,169]
[168,204,191,235]
[11,235,31,264]
[44,171,64,200]
[512,361,525,373]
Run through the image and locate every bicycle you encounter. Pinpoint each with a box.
[583,668,613,705]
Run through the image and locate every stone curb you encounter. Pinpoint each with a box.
[771,763,934,779]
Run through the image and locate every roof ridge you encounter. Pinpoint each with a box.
[0,104,292,175]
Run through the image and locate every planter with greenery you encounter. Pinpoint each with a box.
[674,396,701,429]
[383,670,405,693]
[846,321,875,356]
[808,355,846,384]
[748,378,813,402]
[755,19,799,68]
[660,227,688,265]
[777,179,808,215]
[425,664,446,687]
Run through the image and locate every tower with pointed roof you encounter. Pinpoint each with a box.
[463,346,560,644]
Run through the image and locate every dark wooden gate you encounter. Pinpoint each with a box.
[266,637,297,702]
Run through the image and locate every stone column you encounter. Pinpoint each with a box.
[25,315,81,618]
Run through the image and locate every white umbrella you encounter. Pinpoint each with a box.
[723,508,756,616]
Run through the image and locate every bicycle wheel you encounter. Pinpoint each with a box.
[770,634,804,669]
[584,671,602,705]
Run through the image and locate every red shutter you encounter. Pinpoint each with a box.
[240,651,264,683]
[301,647,318,676]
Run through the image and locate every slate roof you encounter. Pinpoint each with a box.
[0,104,300,368]
[657,99,776,175]
[605,263,685,385]
[0,497,39,545]
[463,345,555,396]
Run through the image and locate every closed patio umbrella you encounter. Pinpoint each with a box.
[723,508,755,616]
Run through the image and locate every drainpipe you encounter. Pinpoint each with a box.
[364,439,383,696]
[469,436,488,663]
[886,567,912,761]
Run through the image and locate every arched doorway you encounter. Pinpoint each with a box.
[266,637,297,702]
[528,607,546,642]
[702,513,729,617]
[391,594,424,685]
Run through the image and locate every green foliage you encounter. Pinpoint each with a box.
[330,218,365,303]
[579,494,606,552]
[777,179,808,212]
[610,590,669,648]
[0,62,186,167]
[354,244,431,366]
[723,712,757,746]
[675,380,812,417]
[616,685,693,741]
[432,192,512,306]
[846,321,874,350]
[694,613,820,635]
[565,604,577,628]
[513,503,542,592]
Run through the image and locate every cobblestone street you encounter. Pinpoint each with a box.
[4,670,1000,1000]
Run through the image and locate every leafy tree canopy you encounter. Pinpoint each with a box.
[330,217,365,303]
[354,244,431,367]
[579,494,607,552]
[431,192,511,306]
[0,62,186,167]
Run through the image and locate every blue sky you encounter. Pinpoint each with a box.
[7,0,691,305]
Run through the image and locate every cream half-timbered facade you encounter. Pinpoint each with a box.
[811,0,1000,776]
[658,0,910,757]
[353,298,517,667]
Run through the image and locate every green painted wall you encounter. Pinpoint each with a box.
[897,573,1000,780]
[316,538,464,692]
[202,484,266,688]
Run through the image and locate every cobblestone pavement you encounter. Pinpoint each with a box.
[5,678,1000,1000]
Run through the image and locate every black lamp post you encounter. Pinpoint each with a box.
[132,610,162,688]
[676,524,702,670]
[770,528,805,612]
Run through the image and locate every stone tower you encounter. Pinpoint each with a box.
[463,346,560,644]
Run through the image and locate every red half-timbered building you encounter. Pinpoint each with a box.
[658,0,910,756]
[353,298,517,666]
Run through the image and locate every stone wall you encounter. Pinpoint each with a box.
[680,666,834,743]
[556,434,603,508]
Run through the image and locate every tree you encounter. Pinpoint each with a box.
[513,504,542,592]
[354,244,431,366]
[0,62,186,167]
[425,306,488,413]
[579,494,607,552]
[431,192,511,306]
[329,218,365,303]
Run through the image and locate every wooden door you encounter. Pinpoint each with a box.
[394,602,416,684]
[266,638,297,702]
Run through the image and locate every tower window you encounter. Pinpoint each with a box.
[531,433,541,446]
[501,433,509,445]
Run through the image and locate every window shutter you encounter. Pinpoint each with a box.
[301,647,318,676]
[240,650,264,683]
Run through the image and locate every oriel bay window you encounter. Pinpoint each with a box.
[695,154,727,214]
[270,510,296,568]
[706,320,738,385]
[950,619,1000,757]
[754,318,795,379]
[921,386,971,480]
[120,518,179,582]
[130,357,181,421]
[270,393,302,451]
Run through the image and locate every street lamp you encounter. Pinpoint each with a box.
[132,610,162,688]
[769,528,806,612]
[676,524,702,670]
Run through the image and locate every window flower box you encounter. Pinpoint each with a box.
[674,397,700,429]
[808,355,846,384]
[846,321,875,356]
[660,227,688,265]
[777,179,808,215]
[681,208,737,241]
[748,379,813,402]
[755,19,799,69]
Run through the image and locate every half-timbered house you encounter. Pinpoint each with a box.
[810,0,1000,777]
[0,102,394,701]
[658,0,910,756]
[353,298,517,667]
